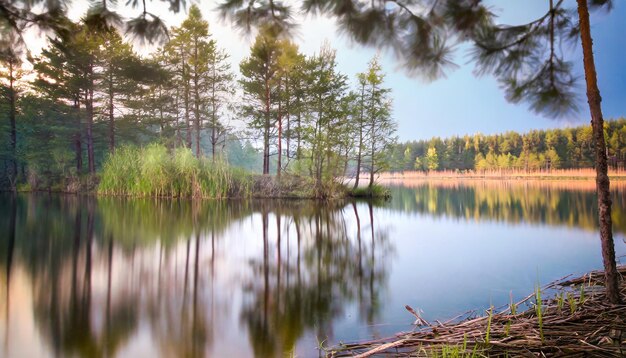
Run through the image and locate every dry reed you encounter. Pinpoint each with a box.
[328,267,626,357]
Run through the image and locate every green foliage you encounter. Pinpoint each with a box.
[98,146,140,195]
[556,292,565,312]
[414,156,425,171]
[427,343,479,358]
[567,292,578,314]
[349,184,391,199]
[426,147,439,171]
[388,118,626,172]
[2,6,398,194]
[509,292,517,315]
[353,55,397,188]
[98,144,250,198]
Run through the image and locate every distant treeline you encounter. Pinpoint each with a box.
[387,118,626,172]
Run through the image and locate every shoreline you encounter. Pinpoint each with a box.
[377,168,626,181]
[1,175,391,200]
[327,267,626,357]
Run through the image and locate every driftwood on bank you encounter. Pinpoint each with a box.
[327,266,626,357]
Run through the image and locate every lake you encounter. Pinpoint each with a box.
[1,180,626,357]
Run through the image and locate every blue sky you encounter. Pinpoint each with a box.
[321,0,626,141]
[57,1,626,142]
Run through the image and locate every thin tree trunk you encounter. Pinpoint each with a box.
[180,45,192,149]
[296,96,302,160]
[277,79,283,177]
[577,0,621,304]
[211,65,217,160]
[286,77,291,162]
[354,82,366,189]
[86,65,96,174]
[8,61,17,183]
[193,38,201,157]
[369,137,375,189]
[343,147,350,178]
[74,96,83,172]
[263,72,271,175]
[175,87,181,145]
[108,69,115,153]
[158,86,164,133]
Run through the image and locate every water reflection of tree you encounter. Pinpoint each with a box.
[388,183,626,235]
[128,200,250,357]
[0,195,394,357]
[95,197,252,248]
[0,195,251,357]
[26,197,140,357]
[2,194,16,354]
[240,200,393,357]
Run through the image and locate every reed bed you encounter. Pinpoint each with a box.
[98,144,251,198]
[378,177,626,192]
[328,267,626,357]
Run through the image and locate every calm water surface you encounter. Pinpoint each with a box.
[1,180,626,357]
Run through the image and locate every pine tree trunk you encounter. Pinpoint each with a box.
[158,87,164,133]
[211,126,216,161]
[354,132,363,189]
[8,61,17,183]
[194,39,201,158]
[263,73,271,175]
[195,105,201,157]
[74,96,83,174]
[175,87,181,145]
[181,46,192,149]
[577,0,621,304]
[354,83,366,189]
[211,67,217,161]
[277,80,283,177]
[108,70,115,153]
[286,77,291,162]
[297,107,302,160]
[369,139,375,189]
[86,65,96,175]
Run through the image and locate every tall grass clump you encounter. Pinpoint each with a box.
[197,158,232,198]
[138,143,170,196]
[99,146,141,195]
[98,144,251,198]
[170,147,199,197]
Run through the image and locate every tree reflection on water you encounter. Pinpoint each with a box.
[0,195,391,357]
[1,183,620,357]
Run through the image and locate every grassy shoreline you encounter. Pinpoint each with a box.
[327,267,626,357]
[5,174,392,199]
[4,144,391,199]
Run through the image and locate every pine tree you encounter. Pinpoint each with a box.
[0,39,21,184]
[240,26,283,175]
[98,29,139,153]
